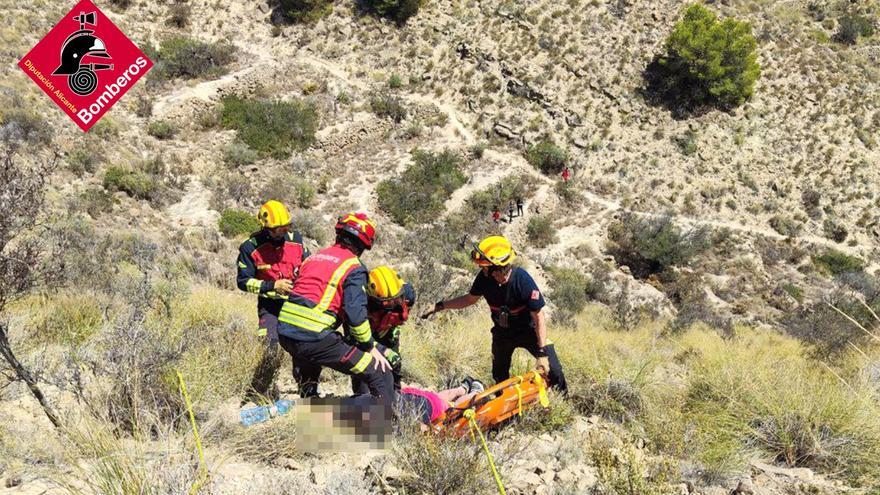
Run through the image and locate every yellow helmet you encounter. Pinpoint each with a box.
[257,200,292,229]
[367,265,405,300]
[471,235,516,267]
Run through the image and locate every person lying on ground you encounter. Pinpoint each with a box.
[396,377,485,428]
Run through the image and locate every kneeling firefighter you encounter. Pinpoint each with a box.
[351,266,416,395]
[275,213,394,407]
[425,235,568,393]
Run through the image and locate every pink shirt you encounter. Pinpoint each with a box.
[400,387,446,422]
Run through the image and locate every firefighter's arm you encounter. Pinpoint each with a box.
[532,309,550,371]
[341,267,375,352]
[236,242,274,294]
[403,283,417,307]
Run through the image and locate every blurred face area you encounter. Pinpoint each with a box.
[483,265,510,283]
[267,224,290,241]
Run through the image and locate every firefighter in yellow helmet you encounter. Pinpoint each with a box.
[424,235,567,393]
[236,200,309,401]
[351,266,416,394]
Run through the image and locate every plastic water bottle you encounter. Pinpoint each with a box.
[240,399,295,426]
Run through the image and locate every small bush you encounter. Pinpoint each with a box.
[166,3,191,28]
[526,215,558,247]
[220,96,318,158]
[103,166,160,201]
[0,109,52,146]
[555,180,583,206]
[370,93,408,122]
[30,291,104,346]
[547,266,590,325]
[823,218,848,243]
[147,120,177,140]
[769,215,801,237]
[607,213,710,278]
[66,149,100,176]
[388,73,404,89]
[218,209,260,238]
[465,176,529,215]
[525,139,568,175]
[222,141,259,167]
[154,37,235,80]
[74,187,117,218]
[278,0,333,23]
[258,176,316,209]
[377,149,466,226]
[646,4,760,110]
[363,0,423,24]
[674,130,698,156]
[835,12,875,45]
[813,250,865,276]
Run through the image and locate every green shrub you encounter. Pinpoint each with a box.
[647,4,760,109]
[813,250,865,276]
[674,130,698,156]
[823,218,848,243]
[377,149,466,226]
[154,37,235,80]
[222,141,258,167]
[769,215,801,237]
[526,215,558,247]
[103,166,160,201]
[147,120,176,140]
[388,73,404,89]
[66,149,100,176]
[0,109,51,145]
[525,139,568,175]
[363,0,423,24]
[258,176,316,208]
[465,176,528,214]
[75,187,117,218]
[218,209,260,238]
[278,0,333,24]
[166,3,191,28]
[548,266,590,325]
[607,213,710,278]
[836,12,874,45]
[370,93,407,122]
[220,96,318,158]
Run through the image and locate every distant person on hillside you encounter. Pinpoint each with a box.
[236,200,309,402]
[492,209,501,224]
[507,200,515,222]
[561,166,571,182]
[516,197,524,217]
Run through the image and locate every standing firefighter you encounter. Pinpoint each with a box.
[425,235,568,393]
[275,213,394,407]
[236,200,309,401]
[351,266,416,394]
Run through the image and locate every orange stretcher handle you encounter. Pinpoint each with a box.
[431,370,550,436]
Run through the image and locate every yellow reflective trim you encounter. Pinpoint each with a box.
[348,320,371,343]
[238,261,247,268]
[246,279,262,294]
[316,258,361,312]
[278,303,337,332]
[350,352,372,374]
[257,328,268,337]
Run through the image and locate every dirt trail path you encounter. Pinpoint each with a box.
[152,49,873,266]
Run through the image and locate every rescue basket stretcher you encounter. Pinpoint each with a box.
[430,370,551,436]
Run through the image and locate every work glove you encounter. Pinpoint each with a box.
[536,354,550,372]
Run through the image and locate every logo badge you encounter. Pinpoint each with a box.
[18,0,153,132]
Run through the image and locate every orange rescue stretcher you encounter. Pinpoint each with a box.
[430,370,551,436]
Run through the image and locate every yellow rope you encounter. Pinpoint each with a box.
[177,370,208,495]
[514,375,524,416]
[464,409,506,495]
[533,373,550,408]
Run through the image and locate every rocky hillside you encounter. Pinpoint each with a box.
[1,0,879,493]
